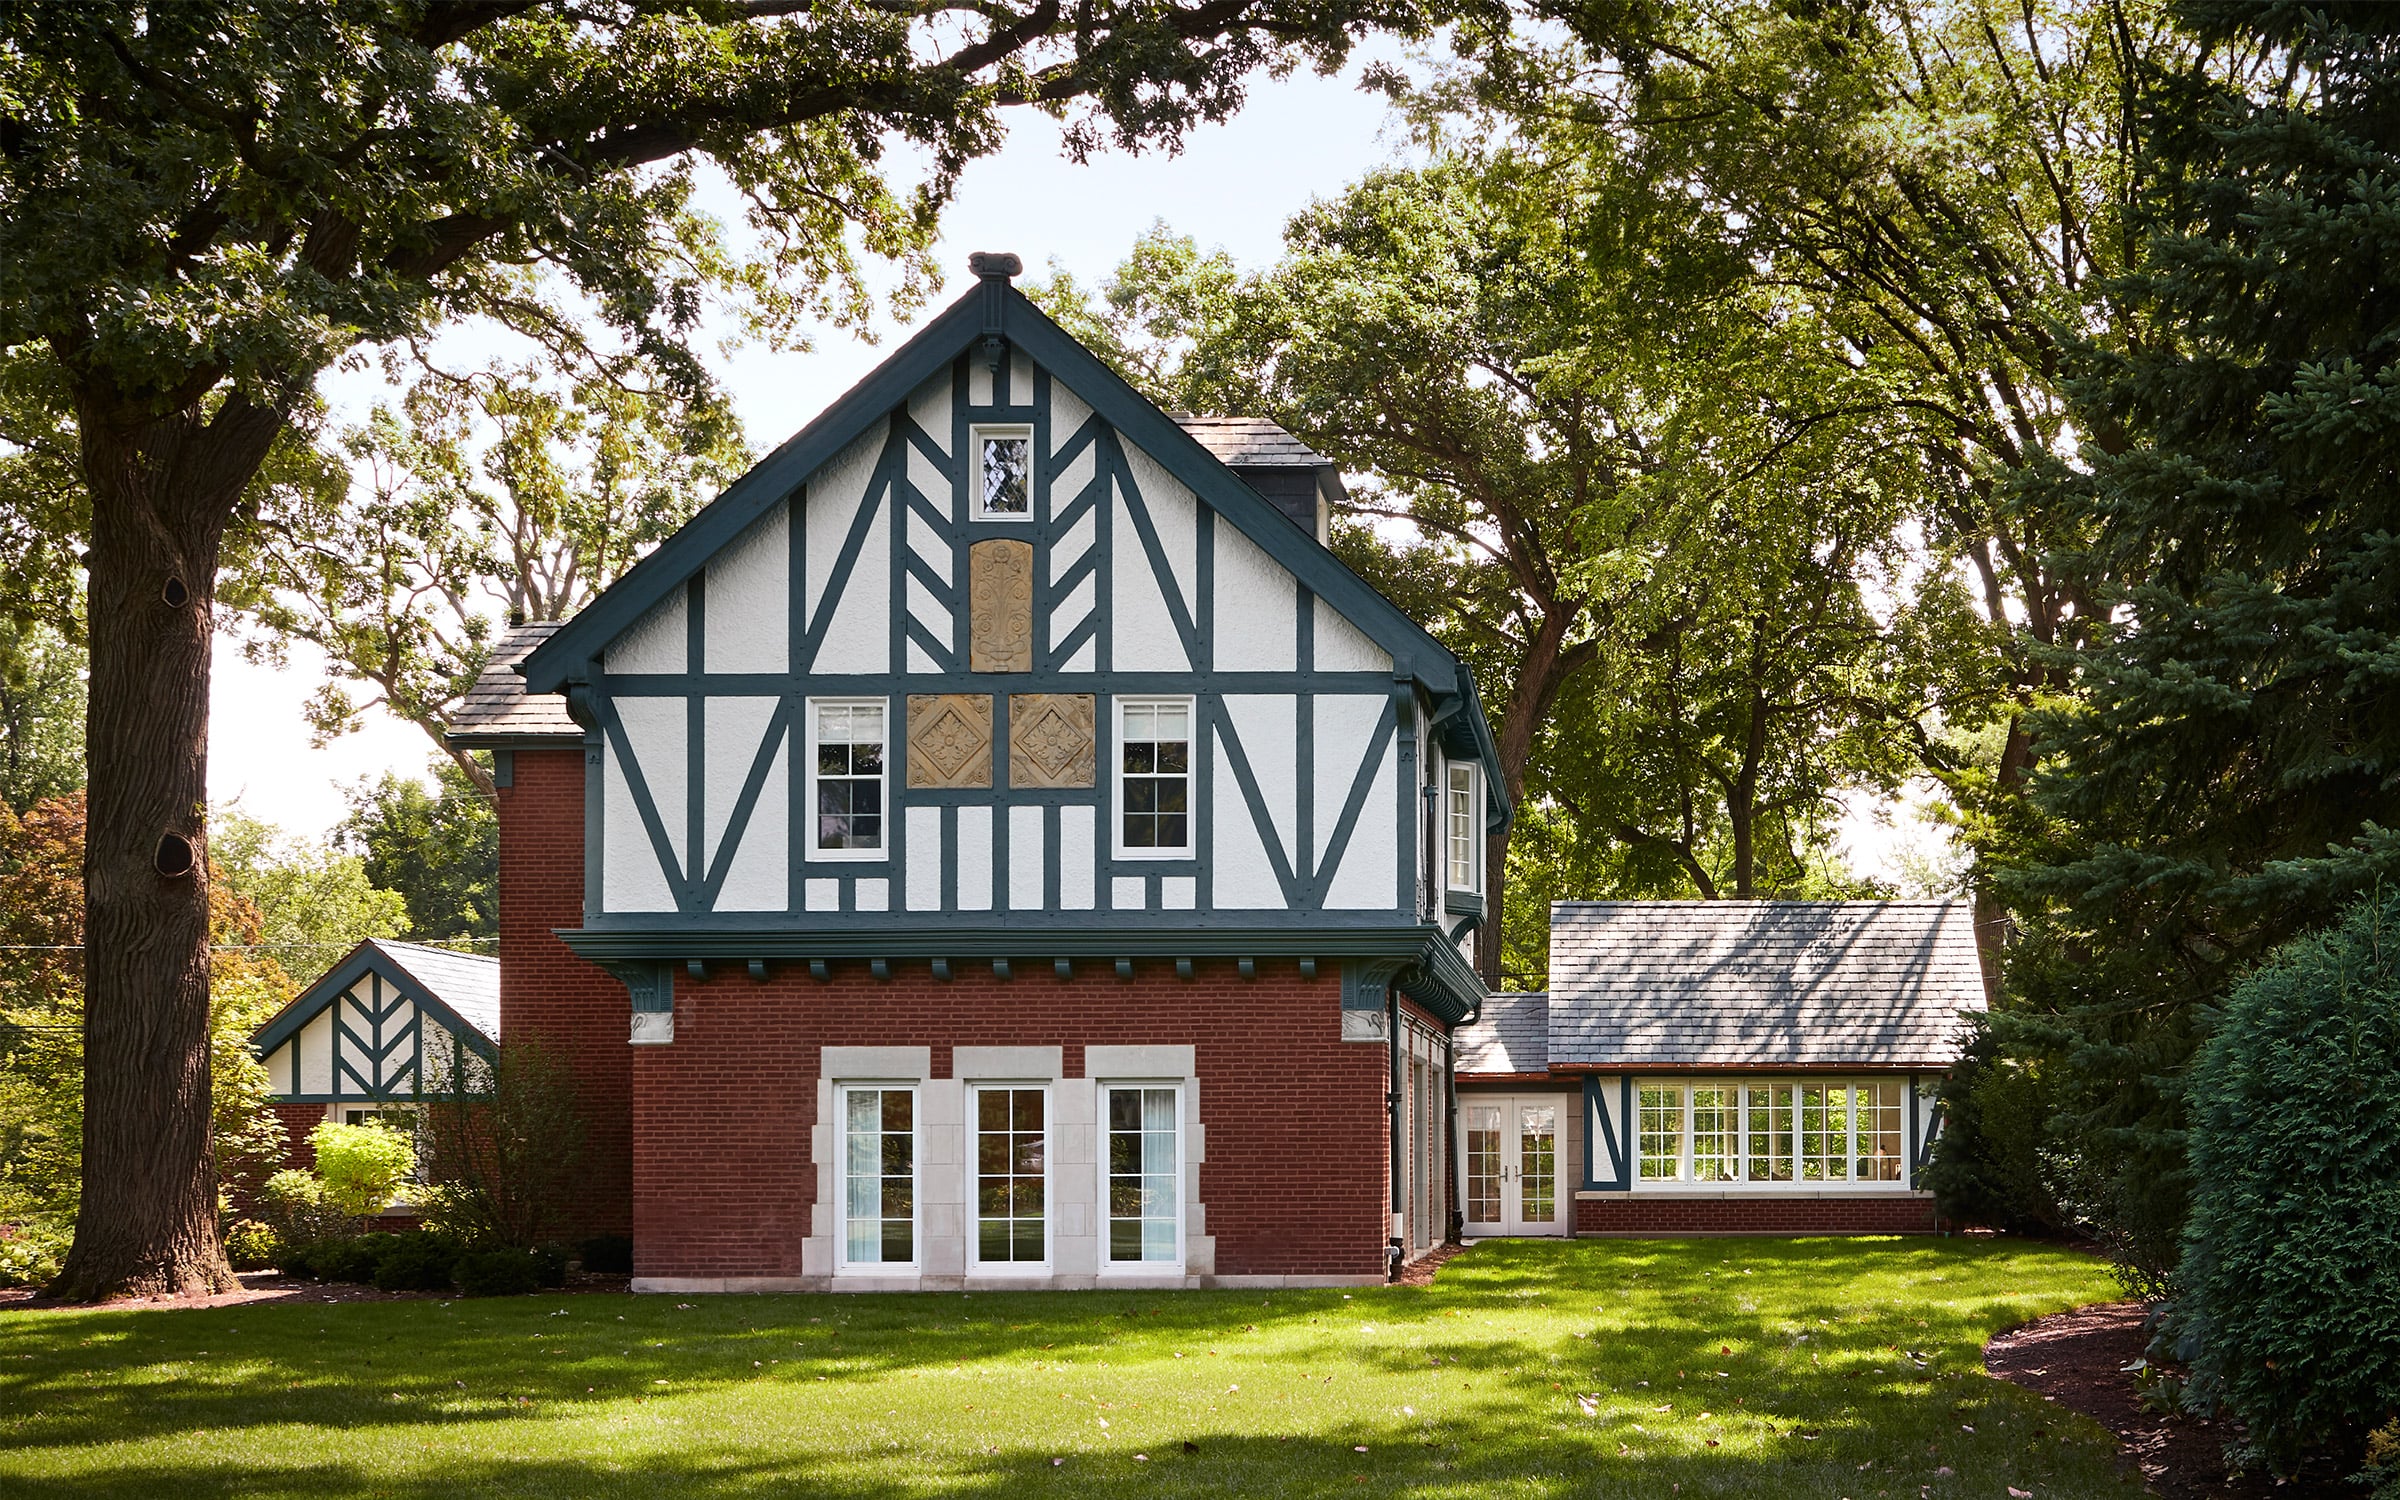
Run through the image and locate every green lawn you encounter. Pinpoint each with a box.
[0,1238,2135,1499]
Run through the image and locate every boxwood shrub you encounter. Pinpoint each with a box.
[453,1247,545,1298]
[2180,891,2400,1470]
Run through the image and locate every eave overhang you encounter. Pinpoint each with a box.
[556,921,1491,1026]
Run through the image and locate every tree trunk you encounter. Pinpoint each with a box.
[48,399,281,1302]
[1479,608,1588,989]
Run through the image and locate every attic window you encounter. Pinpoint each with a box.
[975,425,1032,520]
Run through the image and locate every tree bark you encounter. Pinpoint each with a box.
[48,396,282,1302]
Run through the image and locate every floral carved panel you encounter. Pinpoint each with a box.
[1008,694,1096,789]
[969,537,1036,673]
[906,694,994,789]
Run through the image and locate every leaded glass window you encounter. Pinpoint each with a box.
[977,427,1032,518]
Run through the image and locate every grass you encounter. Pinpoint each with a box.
[0,1237,2137,1499]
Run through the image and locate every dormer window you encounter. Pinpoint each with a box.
[975,425,1033,520]
[1446,763,1479,890]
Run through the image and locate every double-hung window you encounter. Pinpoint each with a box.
[973,1085,1048,1268]
[1638,1086,1684,1180]
[839,1085,916,1269]
[974,425,1033,520]
[1116,699,1191,855]
[1103,1085,1181,1267]
[1446,763,1478,891]
[810,700,886,857]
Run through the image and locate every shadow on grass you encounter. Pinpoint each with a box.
[0,1237,2135,1498]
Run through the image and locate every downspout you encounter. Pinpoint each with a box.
[1445,1025,1460,1244]
[1387,986,1403,1281]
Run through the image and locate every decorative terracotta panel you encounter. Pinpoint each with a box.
[906,694,994,788]
[969,538,1036,673]
[1009,694,1097,789]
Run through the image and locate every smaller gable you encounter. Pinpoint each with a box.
[252,940,500,1104]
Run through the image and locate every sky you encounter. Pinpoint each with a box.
[202,48,1944,886]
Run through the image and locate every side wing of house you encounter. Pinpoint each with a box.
[558,321,1487,935]
[254,944,498,1104]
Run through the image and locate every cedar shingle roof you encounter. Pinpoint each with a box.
[446,623,579,744]
[1544,900,1986,1069]
[1171,415,1329,468]
[1456,990,1547,1075]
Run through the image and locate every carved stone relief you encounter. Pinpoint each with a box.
[906,694,993,788]
[1009,694,1097,788]
[969,537,1035,673]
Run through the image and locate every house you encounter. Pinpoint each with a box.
[250,938,499,1166]
[1453,900,1985,1237]
[437,252,1507,1291]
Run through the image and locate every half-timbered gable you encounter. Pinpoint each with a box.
[252,940,498,1106]
[503,254,1503,1033]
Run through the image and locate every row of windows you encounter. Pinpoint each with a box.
[838,1082,1183,1272]
[1637,1082,1908,1184]
[807,697,1192,861]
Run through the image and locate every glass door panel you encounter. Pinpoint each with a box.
[1463,1104,1503,1232]
[1514,1104,1557,1231]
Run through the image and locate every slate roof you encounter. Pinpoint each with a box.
[1544,900,1986,1070]
[446,623,578,744]
[1455,990,1548,1075]
[1171,416,1330,469]
[371,940,501,1044]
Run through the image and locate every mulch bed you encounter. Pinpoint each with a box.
[0,1268,631,1314]
[1398,1241,1470,1285]
[1984,1301,2350,1499]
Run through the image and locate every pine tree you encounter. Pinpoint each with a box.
[1996,1,2400,1281]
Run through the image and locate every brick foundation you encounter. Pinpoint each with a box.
[497,747,634,1238]
[1573,1194,1939,1236]
[628,960,1404,1281]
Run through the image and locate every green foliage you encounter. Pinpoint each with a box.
[227,358,751,791]
[254,1171,350,1260]
[419,1041,589,1250]
[370,1232,466,1294]
[209,813,410,964]
[307,1123,417,1220]
[1986,3,2400,1280]
[337,762,498,942]
[2361,1421,2400,1500]
[0,1217,68,1288]
[451,1246,544,1298]
[1921,1027,2064,1235]
[2178,891,2400,1472]
[0,619,81,813]
[221,1219,280,1273]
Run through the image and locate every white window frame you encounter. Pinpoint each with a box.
[805,697,889,863]
[1097,1080,1185,1274]
[1630,1079,1916,1191]
[1446,762,1479,892]
[967,1080,1052,1274]
[1111,696,1195,860]
[972,423,1036,522]
[834,1081,921,1273]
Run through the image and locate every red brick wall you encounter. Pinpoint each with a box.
[630,960,1402,1279]
[1574,1194,1939,1236]
[270,1104,325,1173]
[497,746,633,1237]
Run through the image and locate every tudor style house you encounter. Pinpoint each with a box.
[440,253,1505,1291]
[1453,900,1984,1237]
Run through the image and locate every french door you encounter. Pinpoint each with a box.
[1460,1097,1566,1237]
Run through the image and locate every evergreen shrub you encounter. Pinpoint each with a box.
[222,1218,280,1271]
[2180,892,2400,1470]
[453,1247,543,1297]
[1922,1026,2063,1233]
[370,1231,464,1292]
